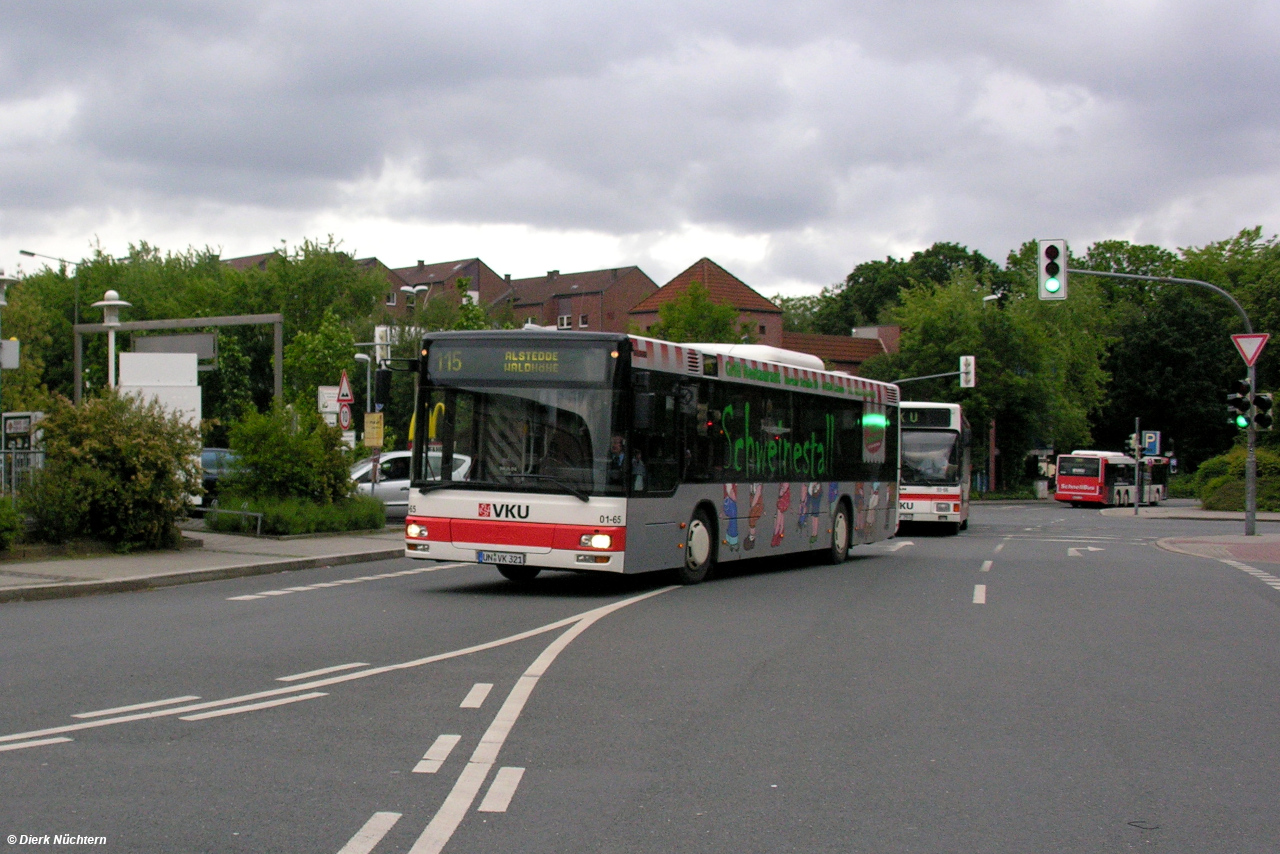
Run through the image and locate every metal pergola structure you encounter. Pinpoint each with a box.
[73,313,285,405]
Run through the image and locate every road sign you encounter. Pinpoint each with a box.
[363,412,384,448]
[1142,430,1160,455]
[338,402,353,431]
[1232,333,1270,367]
[336,369,355,404]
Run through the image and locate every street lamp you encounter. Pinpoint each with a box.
[353,353,372,413]
[0,273,12,414]
[399,284,431,307]
[19,250,80,325]
[91,290,131,389]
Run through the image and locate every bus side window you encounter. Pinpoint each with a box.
[630,371,679,493]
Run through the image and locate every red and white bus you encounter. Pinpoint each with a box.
[898,402,970,534]
[401,330,901,583]
[1054,450,1169,507]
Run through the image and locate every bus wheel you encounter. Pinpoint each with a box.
[943,522,961,536]
[498,565,541,583]
[828,502,851,564]
[674,510,714,584]
[959,517,968,531]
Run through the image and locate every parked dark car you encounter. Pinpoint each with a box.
[201,448,238,500]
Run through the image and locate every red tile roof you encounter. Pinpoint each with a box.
[780,331,885,368]
[501,267,647,307]
[630,258,781,315]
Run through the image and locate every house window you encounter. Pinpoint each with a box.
[759,324,766,335]
[579,314,589,327]
[557,315,572,329]
[385,292,397,306]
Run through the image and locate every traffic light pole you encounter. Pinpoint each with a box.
[1069,267,1258,535]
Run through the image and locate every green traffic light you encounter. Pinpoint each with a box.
[1236,413,1251,429]
[1044,277,1061,294]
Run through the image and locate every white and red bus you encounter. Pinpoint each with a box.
[898,402,970,534]
[1054,450,1169,507]
[401,331,901,583]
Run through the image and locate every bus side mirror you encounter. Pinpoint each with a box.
[634,393,655,430]
[374,369,393,408]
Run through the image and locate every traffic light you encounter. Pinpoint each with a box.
[1254,393,1273,430]
[1228,378,1252,428]
[1037,239,1068,300]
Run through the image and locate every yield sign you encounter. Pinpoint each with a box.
[1232,333,1270,367]
[336,369,355,404]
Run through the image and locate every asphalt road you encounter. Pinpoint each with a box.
[3,503,1280,853]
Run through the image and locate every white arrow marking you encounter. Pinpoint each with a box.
[885,541,915,551]
[1068,546,1106,557]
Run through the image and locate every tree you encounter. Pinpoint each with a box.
[283,308,358,407]
[644,281,754,343]
[772,293,822,333]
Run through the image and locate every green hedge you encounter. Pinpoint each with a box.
[206,494,385,536]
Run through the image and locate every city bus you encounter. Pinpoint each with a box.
[898,402,970,534]
[1053,450,1169,507]
[401,330,901,584]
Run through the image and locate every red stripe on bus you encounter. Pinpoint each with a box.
[407,517,627,551]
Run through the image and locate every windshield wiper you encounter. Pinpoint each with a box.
[500,473,592,502]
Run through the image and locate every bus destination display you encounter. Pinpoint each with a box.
[902,408,953,428]
[429,345,611,383]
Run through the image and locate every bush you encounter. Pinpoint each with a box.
[25,391,201,550]
[1166,473,1198,499]
[223,405,353,504]
[1201,477,1280,513]
[206,494,385,536]
[0,500,23,550]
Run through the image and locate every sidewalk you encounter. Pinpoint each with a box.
[0,528,406,603]
[1157,533,1280,565]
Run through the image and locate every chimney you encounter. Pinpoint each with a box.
[611,268,619,281]
[504,273,511,284]
[417,260,424,270]
[548,270,559,281]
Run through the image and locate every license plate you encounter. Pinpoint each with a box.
[899,513,913,521]
[477,550,525,566]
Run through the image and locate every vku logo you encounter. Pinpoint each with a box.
[478,502,530,519]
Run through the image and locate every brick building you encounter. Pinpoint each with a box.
[628,258,785,346]
[387,258,508,316]
[493,266,659,333]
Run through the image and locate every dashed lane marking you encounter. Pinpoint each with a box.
[478,767,526,813]
[72,695,201,719]
[460,683,493,709]
[277,663,369,682]
[414,734,462,774]
[973,584,987,604]
[980,560,993,572]
[337,811,401,854]
[226,562,469,600]
[178,691,327,721]
[1219,558,1280,590]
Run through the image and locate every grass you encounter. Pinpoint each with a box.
[205,494,386,536]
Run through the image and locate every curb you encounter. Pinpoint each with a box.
[0,548,407,604]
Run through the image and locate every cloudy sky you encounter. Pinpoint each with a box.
[2,1,1278,295]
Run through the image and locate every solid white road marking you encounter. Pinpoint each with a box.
[178,692,327,721]
[477,767,525,813]
[407,588,674,854]
[72,695,201,719]
[973,584,987,604]
[227,563,471,601]
[337,811,402,854]
[414,734,462,774]
[460,683,493,709]
[980,560,993,572]
[1,587,675,748]
[0,737,72,752]
[277,663,370,682]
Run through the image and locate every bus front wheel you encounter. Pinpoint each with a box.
[674,509,715,585]
[828,502,851,564]
[498,565,541,583]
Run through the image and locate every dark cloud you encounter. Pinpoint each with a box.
[2,1,1278,290]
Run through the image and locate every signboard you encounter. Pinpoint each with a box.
[133,332,217,361]
[427,344,612,384]
[337,370,355,404]
[3,411,44,450]
[1232,333,1270,367]
[317,385,340,414]
[0,339,19,370]
[363,412,384,448]
[1142,431,1160,456]
[338,403,353,431]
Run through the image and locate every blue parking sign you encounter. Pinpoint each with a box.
[1142,431,1160,456]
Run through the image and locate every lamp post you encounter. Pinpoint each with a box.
[19,250,79,325]
[0,273,12,415]
[353,353,372,413]
[399,284,430,308]
[90,290,131,389]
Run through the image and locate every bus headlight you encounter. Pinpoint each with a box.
[580,533,612,549]
[406,522,428,539]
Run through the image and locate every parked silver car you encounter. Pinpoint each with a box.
[350,451,471,519]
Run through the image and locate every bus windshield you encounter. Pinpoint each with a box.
[901,429,961,485]
[420,384,628,499]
